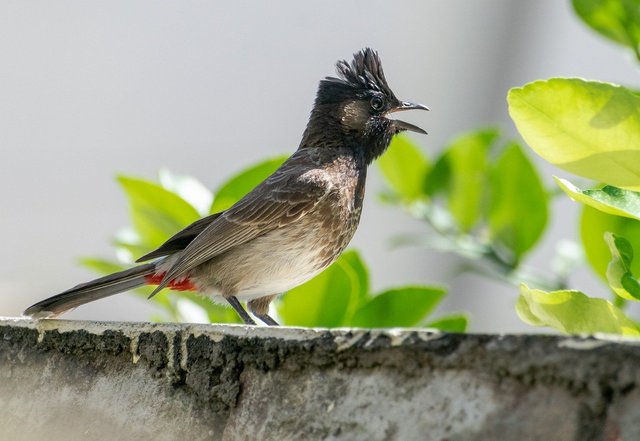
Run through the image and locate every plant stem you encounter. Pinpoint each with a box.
[409,201,568,291]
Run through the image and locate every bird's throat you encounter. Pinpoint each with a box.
[299,111,392,166]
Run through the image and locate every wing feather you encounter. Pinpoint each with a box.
[135,212,223,262]
[148,154,332,296]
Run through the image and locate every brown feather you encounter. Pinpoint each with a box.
[135,212,223,262]
[148,149,333,297]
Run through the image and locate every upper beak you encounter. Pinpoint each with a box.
[387,101,430,135]
[397,101,430,112]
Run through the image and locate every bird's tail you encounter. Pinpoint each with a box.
[23,263,157,318]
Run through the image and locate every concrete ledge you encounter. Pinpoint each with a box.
[1,318,640,440]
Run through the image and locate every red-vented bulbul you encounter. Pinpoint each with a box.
[24,48,429,325]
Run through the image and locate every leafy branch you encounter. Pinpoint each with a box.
[374,0,640,337]
[503,0,640,335]
[377,131,574,292]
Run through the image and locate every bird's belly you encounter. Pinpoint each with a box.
[193,219,352,301]
[233,263,325,302]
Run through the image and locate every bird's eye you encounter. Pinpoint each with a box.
[370,96,384,111]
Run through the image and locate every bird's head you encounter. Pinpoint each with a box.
[304,48,429,163]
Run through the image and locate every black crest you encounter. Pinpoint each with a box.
[315,48,397,106]
[334,48,395,98]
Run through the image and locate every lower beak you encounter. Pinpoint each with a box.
[387,101,430,135]
[393,120,428,135]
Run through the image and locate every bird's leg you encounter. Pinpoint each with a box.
[226,296,256,325]
[248,295,280,326]
[255,314,279,326]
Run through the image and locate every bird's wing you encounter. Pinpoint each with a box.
[135,212,223,262]
[148,159,332,297]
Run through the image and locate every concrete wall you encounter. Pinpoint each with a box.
[1,317,639,441]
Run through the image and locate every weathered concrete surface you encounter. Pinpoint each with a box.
[0,318,639,441]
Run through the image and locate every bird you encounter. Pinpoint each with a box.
[24,48,429,326]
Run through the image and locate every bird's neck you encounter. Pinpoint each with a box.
[298,110,343,149]
[298,109,391,166]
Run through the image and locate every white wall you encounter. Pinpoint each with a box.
[1,1,638,331]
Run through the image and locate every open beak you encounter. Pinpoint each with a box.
[387,101,430,135]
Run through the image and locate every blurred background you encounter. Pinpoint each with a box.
[1,0,638,331]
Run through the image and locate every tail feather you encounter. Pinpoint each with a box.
[24,263,157,318]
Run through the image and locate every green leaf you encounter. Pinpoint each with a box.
[350,286,446,328]
[517,284,640,336]
[377,135,430,201]
[78,257,127,275]
[580,205,640,281]
[425,129,499,231]
[210,156,287,213]
[276,253,361,327]
[113,240,153,262]
[508,78,640,190]
[158,169,213,216]
[573,0,640,59]
[556,177,640,220]
[339,250,370,303]
[426,314,468,332]
[487,142,548,263]
[118,176,201,249]
[605,232,640,301]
